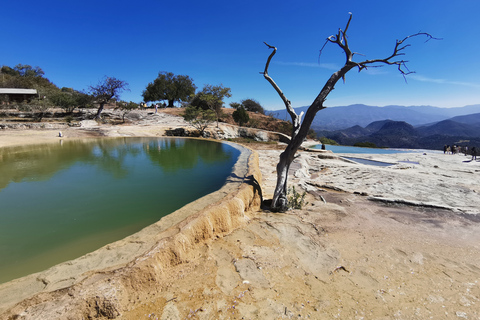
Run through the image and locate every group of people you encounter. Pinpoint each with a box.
[444,144,477,160]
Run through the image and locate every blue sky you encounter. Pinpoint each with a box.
[2,0,479,110]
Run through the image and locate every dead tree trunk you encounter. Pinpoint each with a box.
[95,102,105,119]
[263,14,436,211]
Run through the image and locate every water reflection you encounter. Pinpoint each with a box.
[145,138,233,172]
[0,138,138,190]
[0,138,239,283]
[0,138,236,191]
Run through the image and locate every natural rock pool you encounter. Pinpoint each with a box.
[0,137,240,284]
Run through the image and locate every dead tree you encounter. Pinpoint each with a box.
[262,14,436,211]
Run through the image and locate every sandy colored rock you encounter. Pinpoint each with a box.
[1,110,479,319]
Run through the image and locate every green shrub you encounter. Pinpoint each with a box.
[287,186,308,210]
[232,106,249,126]
[319,137,339,145]
[354,141,377,148]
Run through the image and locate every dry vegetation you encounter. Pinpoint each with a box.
[160,107,295,136]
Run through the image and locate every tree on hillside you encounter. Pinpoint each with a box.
[191,84,231,127]
[142,72,196,108]
[13,64,45,78]
[49,91,76,113]
[1,64,57,91]
[232,105,250,126]
[229,102,241,109]
[1,64,45,78]
[241,98,265,114]
[183,105,216,136]
[50,88,92,113]
[263,14,437,211]
[1,64,62,118]
[89,76,129,119]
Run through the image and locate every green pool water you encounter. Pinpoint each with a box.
[0,137,240,284]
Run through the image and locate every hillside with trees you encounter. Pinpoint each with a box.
[1,65,298,137]
[1,64,131,122]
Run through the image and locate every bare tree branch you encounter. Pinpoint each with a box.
[262,42,303,138]
[355,32,440,75]
[320,13,440,79]
[262,42,290,111]
[262,14,438,211]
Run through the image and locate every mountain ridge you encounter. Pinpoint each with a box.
[318,116,480,150]
[270,104,480,131]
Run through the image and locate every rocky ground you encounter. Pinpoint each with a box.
[1,109,479,319]
[123,148,480,319]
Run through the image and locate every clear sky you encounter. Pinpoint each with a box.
[2,0,479,110]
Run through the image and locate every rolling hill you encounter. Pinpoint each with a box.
[319,114,480,150]
[270,104,480,131]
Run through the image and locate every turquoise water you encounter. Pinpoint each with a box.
[312,144,412,154]
[343,157,395,167]
[0,138,240,283]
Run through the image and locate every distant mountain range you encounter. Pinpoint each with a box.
[316,115,480,150]
[270,104,480,149]
[270,104,480,131]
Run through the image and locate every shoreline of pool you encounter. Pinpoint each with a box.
[0,136,262,314]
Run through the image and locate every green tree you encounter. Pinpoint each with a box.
[1,65,18,77]
[229,102,241,109]
[50,88,92,113]
[142,72,196,108]
[49,91,76,113]
[354,141,377,148]
[1,64,57,91]
[0,64,62,117]
[319,137,338,145]
[89,76,129,119]
[13,64,45,78]
[1,64,44,78]
[183,105,216,136]
[191,84,231,127]
[241,98,265,114]
[27,87,59,121]
[232,105,250,126]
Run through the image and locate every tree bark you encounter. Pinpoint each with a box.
[95,102,105,119]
